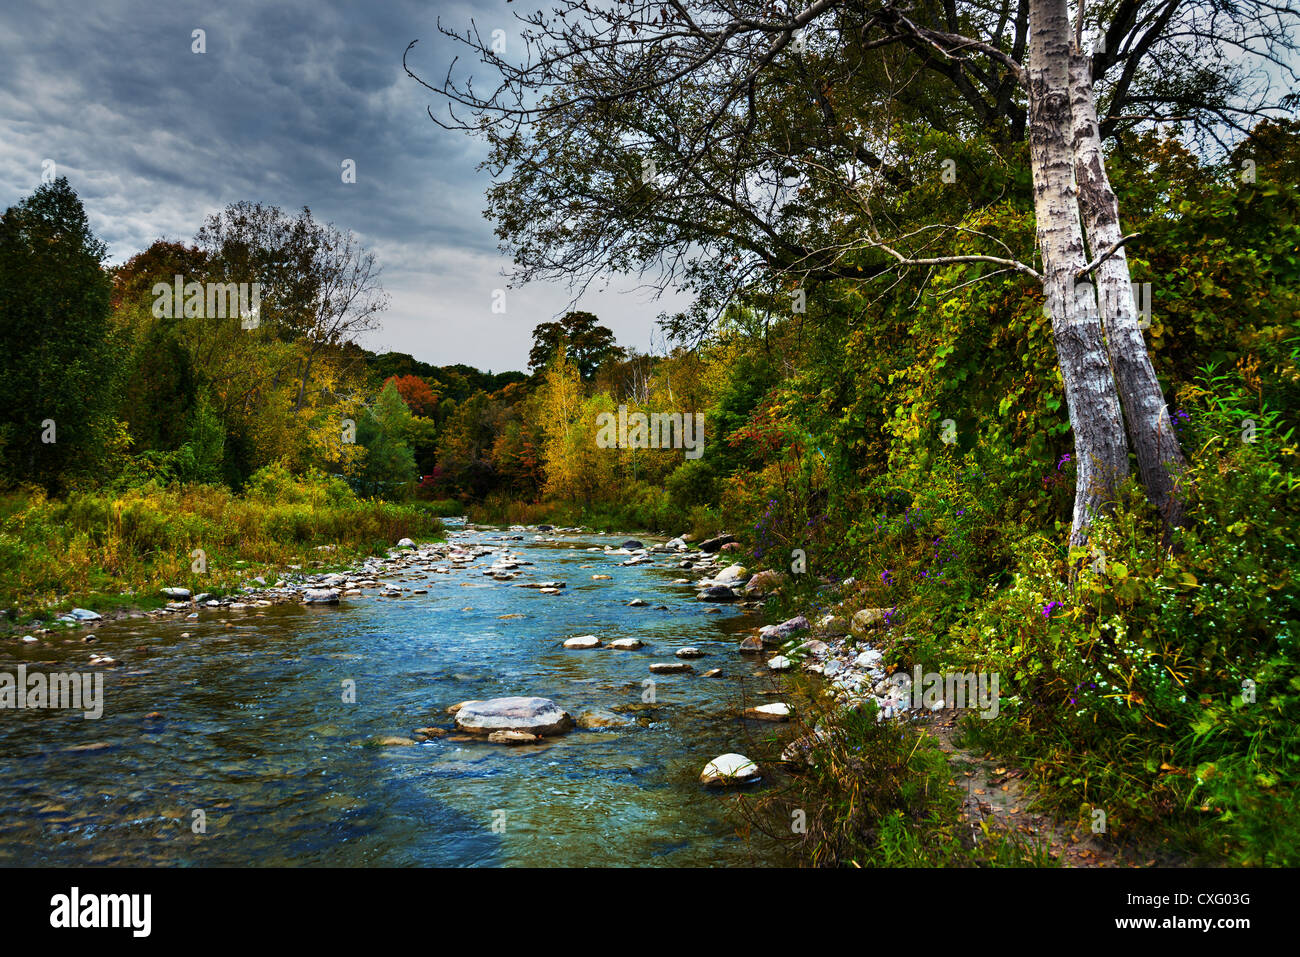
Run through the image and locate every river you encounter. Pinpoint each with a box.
[0,523,794,866]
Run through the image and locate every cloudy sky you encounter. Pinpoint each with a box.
[0,0,685,372]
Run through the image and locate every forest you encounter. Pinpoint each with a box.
[1,0,1298,868]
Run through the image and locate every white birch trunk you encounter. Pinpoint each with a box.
[1069,50,1188,537]
[1028,0,1130,546]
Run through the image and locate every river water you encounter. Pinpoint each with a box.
[0,524,793,866]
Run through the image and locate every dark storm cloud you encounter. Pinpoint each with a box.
[0,0,685,370]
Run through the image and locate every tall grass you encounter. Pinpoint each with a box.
[0,469,442,622]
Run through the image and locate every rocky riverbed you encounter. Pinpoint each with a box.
[1,522,826,866]
[12,524,906,791]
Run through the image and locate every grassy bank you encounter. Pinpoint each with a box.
[728,369,1299,867]
[0,466,444,627]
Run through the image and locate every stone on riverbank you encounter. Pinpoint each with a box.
[767,655,794,671]
[743,569,787,596]
[697,534,738,554]
[454,696,574,737]
[739,635,764,654]
[700,753,761,786]
[715,564,748,583]
[160,587,191,600]
[698,585,738,602]
[852,608,891,633]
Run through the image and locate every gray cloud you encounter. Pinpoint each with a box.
[0,0,687,370]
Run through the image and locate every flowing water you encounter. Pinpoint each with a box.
[0,524,793,866]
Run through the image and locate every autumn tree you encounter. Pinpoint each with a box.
[385,374,439,417]
[408,0,1299,544]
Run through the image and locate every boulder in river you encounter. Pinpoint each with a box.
[621,539,645,550]
[649,662,694,674]
[675,647,705,659]
[454,696,574,737]
[739,635,764,654]
[563,635,602,649]
[303,588,340,604]
[700,753,761,786]
[576,709,632,729]
[608,638,645,650]
[698,585,738,602]
[488,730,544,745]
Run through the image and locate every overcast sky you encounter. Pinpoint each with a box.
[0,0,686,373]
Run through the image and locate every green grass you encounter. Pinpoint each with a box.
[0,475,443,626]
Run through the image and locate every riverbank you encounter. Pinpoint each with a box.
[0,474,445,632]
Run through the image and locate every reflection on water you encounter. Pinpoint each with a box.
[0,525,792,866]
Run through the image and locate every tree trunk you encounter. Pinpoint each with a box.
[1028,0,1130,546]
[1069,50,1188,537]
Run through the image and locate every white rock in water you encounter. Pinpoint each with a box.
[608,638,645,650]
[454,696,574,737]
[304,588,340,604]
[744,703,792,722]
[675,647,704,658]
[701,753,761,786]
[160,587,191,600]
[649,661,694,674]
[767,655,794,671]
[563,635,601,649]
[69,608,101,621]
